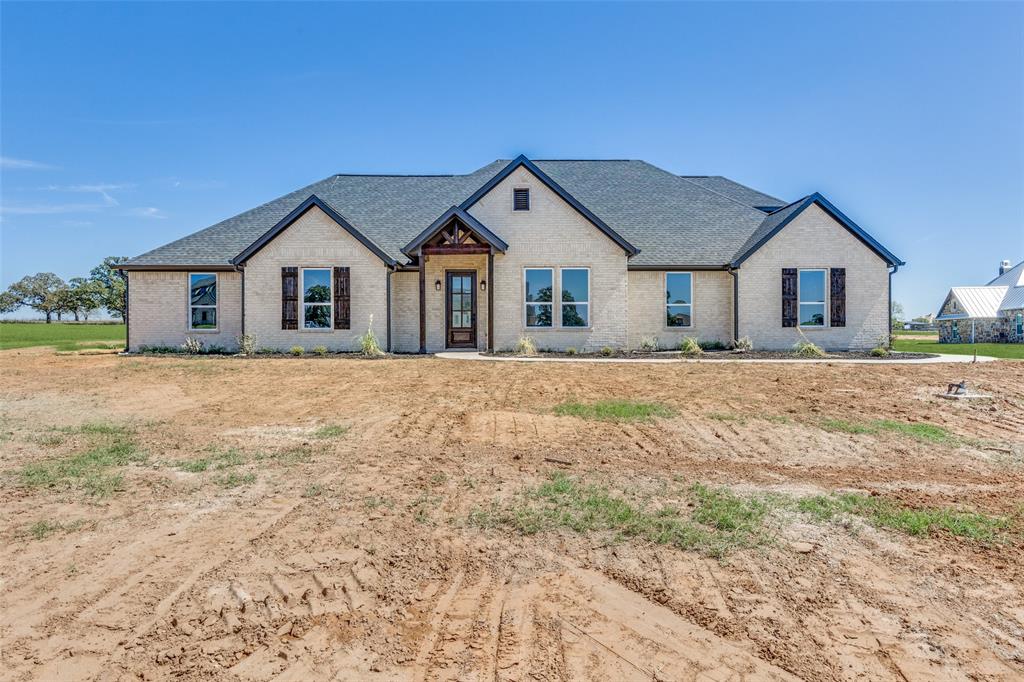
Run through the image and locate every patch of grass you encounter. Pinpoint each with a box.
[468,474,774,559]
[19,425,145,498]
[303,483,326,498]
[177,447,244,473]
[553,399,675,423]
[26,518,88,540]
[214,471,256,488]
[364,495,394,510]
[797,493,1011,542]
[0,322,125,351]
[821,418,954,443]
[312,424,348,439]
[892,338,1024,360]
[707,412,746,425]
[256,445,314,466]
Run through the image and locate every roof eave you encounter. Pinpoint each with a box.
[401,206,509,257]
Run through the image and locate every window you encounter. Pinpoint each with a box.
[189,273,217,330]
[665,272,692,327]
[951,323,960,342]
[524,268,553,327]
[798,269,826,327]
[513,187,530,211]
[1016,313,1023,336]
[301,268,332,329]
[561,268,590,327]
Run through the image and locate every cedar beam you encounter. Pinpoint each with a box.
[421,245,491,255]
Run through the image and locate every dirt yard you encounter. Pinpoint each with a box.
[1,350,1022,681]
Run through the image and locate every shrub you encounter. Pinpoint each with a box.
[181,337,205,354]
[679,337,704,355]
[237,334,257,356]
[313,345,329,356]
[698,340,726,351]
[870,346,890,358]
[599,346,614,357]
[565,347,578,356]
[793,339,827,358]
[731,336,753,352]
[514,336,537,356]
[289,345,305,356]
[358,314,385,357]
[638,336,659,351]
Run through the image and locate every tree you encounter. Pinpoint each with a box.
[891,300,905,330]
[5,273,67,323]
[0,290,20,315]
[89,256,129,319]
[65,277,105,321]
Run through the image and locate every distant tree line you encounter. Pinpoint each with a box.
[0,257,129,323]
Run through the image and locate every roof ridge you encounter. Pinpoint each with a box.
[674,172,772,215]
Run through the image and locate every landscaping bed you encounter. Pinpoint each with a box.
[488,348,938,360]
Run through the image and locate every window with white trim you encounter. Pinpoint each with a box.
[301,268,332,329]
[524,268,553,327]
[665,272,692,327]
[560,268,589,327]
[188,273,218,330]
[798,269,826,327]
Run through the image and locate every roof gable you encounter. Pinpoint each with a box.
[936,286,1008,319]
[232,195,397,266]
[730,193,904,268]
[460,156,639,257]
[402,206,508,256]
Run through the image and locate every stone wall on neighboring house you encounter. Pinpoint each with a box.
[1004,309,1024,343]
[937,318,1006,343]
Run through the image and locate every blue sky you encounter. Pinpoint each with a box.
[2,1,1021,319]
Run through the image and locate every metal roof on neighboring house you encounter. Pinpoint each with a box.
[121,157,900,270]
[937,286,1009,319]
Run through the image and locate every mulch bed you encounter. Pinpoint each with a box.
[488,349,938,361]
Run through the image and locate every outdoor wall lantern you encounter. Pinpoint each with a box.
[434,279,442,291]
[480,280,487,291]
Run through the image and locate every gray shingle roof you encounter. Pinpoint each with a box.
[678,176,786,209]
[124,159,791,268]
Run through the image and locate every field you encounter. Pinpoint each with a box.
[893,337,1024,360]
[0,322,125,351]
[1,349,1022,681]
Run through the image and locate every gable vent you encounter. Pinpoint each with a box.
[513,188,530,211]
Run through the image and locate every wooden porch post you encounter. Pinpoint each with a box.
[487,249,494,352]
[419,252,427,353]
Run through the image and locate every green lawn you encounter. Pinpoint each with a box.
[893,338,1024,360]
[0,322,126,351]
[893,329,938,336]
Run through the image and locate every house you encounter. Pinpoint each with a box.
[903,313,936,332]
[935,260,1024,344]
[117,156,904,353]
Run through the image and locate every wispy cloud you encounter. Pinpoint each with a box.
[124,207,168,219]
[1,156,58,170]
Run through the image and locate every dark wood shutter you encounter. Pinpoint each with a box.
[281,267,298,330]
[334,266,350,329]
[782,268,797,327]
[830,267,846,327]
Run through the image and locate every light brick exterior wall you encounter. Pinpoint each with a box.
[128,270,241,350]
[423,254,488,352]
[243,206,388,351]
[737,204,890,351]
[390,271,419,353]
[467,168,629,351]
[627,270,733,349]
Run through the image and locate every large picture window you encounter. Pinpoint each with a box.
[301,268,333,329]
[524,268,553,327]
[798,269,826,327]
[561,268,589,327]
[189,273,217,330]
[665,272,692,327]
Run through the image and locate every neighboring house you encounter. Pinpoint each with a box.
[904,313,936,332]
[118,156,904,353]
[935,260,1024,344]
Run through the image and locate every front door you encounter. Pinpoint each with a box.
[446,271,477,348]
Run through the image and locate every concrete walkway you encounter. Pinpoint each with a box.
[435,351,998,365]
